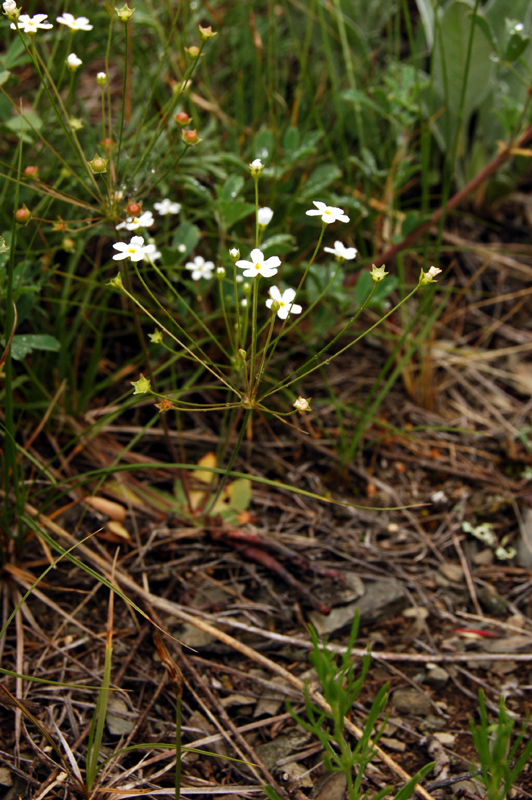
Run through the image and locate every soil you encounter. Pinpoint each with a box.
[1,210,532,800]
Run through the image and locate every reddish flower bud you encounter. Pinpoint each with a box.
[99,137,117,153]
[127,202,142,217]
[174,111,190,127]
[15,206,31,224]
[182,128,200,146]
[24,165,39,179]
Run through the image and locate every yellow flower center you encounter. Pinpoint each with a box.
[254,262,261,270]
[127,246,137,253]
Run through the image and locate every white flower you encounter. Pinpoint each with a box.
[266,286,302,320]
[257,207,273,226]
[56,13,93,31]
[177,243,187,253]
[11,14,53,33]
[112,236,154,262]
[235,247,280,278]
[185,255,215,281]
[306,201,350,224]
[66,53,82,69]
[154,198,181,216]
[293,396,311,412]
[420,265,442,285]
[249,159,263,176]
[143,245,161,263]
[324,241,357,261]
[235,274,243,283]
[96,72,107,86]
[116,211,154,231]
[3,0,17,16]
[241,298,248,307]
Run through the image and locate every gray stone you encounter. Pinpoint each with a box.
[439,563,464,582]
[311,772,347,800]
[254,730,312,772]
[309,579,408,635]
[391,687,432,717]
[425,666,449,688]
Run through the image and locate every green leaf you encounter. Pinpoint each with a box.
[0,236,9,254]
[504,30,530,62]
[171,222,200,254]
[254,128,274,162]
[0,71,10,87]
[217,200,255,228]
[431,1,494,152]
[221,174,244,202]
[5,110,42,135]
[282,126,300,157]
[301,164,342,200]
[7,334,60,361]
[260,233,296,256]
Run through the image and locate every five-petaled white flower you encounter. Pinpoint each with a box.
[116,211,154,231]
[66,53,82,69]
[257,207,273,226]
[266,286,302,320]
[324,241,357,261]
[235,248,280,278]
[306,201,350,224]
[186,255,215,281]
[11,14,53,33]
[112,236,157,262]
[56,12,93,31]
[154,198,181,215]
[293,396,311,412]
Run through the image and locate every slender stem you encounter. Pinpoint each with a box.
[219,278,234,353]
[203,408,250,515]
[116,22,128,175]
[260,223,326,380]
[250,276,260,390]
[260,280,415,401]
[254,311,277,393]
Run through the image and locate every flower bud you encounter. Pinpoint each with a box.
[96,72,107,87]
[131,374,151,395]
[99,137,116,153]
[293,396,311,413]
[229,247,240,263]
[270,299,281,312]
[108,273,123,289]
[24,165,39,180]
[370,264,388,283]
[185,45,200,58]
[127,201,142,217]
[3,1,20,22]
[88,154,108,174]
[419,266,442,285]
[242,282,251,296]
[237,348,247,361]
[15,205,31,224]
[182,128,200,146]
[62,237,76,252]
[198,24,217,41]
[115,3,135,21]
[174,111,190,126]
[216,266,226,279]
[149,330,163,344]
[257,206,273,227]
[66,53,82,70]
[248,158,263,177]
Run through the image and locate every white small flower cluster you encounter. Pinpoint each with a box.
[9,10,94,33]
[112,236,159,263]
[154,198,181,215]
[116,211,154,231]
[57,12,92,31]
[266,287,302,320]
[186,256,214,281]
